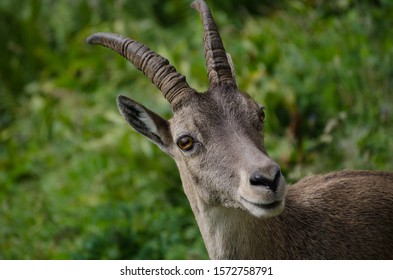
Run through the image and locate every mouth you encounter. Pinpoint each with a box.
[240,196,282,210]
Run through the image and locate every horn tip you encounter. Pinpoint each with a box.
[86,32,113,45]
[86,33,101,45]
[191,0,205,11]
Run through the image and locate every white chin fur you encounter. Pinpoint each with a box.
[241,199,285,218]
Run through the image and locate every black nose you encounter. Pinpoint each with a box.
[249,169,281,192]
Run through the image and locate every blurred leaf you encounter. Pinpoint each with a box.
[0,0,392,260]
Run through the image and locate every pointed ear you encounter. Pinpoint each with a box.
[116,95,173,156]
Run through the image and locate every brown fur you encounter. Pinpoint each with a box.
[198,170,393,259]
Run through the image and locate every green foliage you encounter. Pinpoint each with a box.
[1,0,392,259]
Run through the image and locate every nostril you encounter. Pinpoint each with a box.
[249,170,281,191]
[250,172,269,186]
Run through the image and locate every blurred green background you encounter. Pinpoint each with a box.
[0,0,392,259]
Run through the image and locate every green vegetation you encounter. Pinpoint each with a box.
[1,0,392,259]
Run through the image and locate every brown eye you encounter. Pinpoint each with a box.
[177,135,194,151]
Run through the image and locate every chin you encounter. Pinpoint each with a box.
[241,198,285,219]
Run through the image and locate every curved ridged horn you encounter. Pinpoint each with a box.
[87,32,194,104]
[192,0,235,88]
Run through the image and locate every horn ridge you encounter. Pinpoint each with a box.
[192,0,235,87]
[87,32,194,104]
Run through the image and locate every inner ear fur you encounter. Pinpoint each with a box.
[116,95,173,155]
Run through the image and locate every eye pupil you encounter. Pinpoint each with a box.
[177,136,194,151]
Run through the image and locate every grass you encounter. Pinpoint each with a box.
[0,0,392,259]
